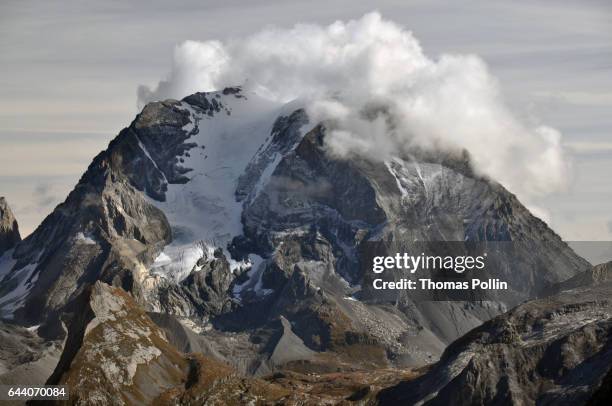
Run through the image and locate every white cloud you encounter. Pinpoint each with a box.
[139,12,568,204]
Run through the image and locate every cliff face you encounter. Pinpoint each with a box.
[0,197,21,256]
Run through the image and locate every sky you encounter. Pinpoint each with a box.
[1,0,611,247]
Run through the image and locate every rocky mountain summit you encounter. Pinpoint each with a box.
[0,197,21,256]
[0,87,605,405]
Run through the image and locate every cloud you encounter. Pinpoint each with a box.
[138,12,568,205]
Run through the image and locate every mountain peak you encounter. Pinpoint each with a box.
[0,197,21,256]
[0,90,591,384]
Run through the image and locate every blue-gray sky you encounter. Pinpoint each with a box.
[1,0,611,242]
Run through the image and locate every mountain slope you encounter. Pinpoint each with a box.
[47,281,188,404]
[551,261,612,293]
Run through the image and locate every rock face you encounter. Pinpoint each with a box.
[0,197,21,256]
[377,281,612,405]
[0,101,179,321]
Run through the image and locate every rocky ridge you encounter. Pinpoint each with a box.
[378,274,612,405]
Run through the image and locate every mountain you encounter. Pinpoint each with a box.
[377,275,612,405]
[0,87,597,404]
[0,197,21,256]
[550,261,612,292]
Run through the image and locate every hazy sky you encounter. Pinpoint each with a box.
[1,0,611,243]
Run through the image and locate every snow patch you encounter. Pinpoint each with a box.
[0,250,40,319]
[152,252,171,266]
[386,157,445,204]
[232,254,273,298]
[149,241,213,282]
[252,152,282,199]
[75,232,97,245]
[136,135,169,183]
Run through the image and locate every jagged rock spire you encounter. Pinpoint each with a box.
[0,197,21,256]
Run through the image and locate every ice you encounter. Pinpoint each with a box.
[386,157,444,203]
[251,152,282,199]
[147,91,311,282]
[386,160,410,200]
[149,241,213,282]
[152,252,171,265]
[151,93,281,248]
